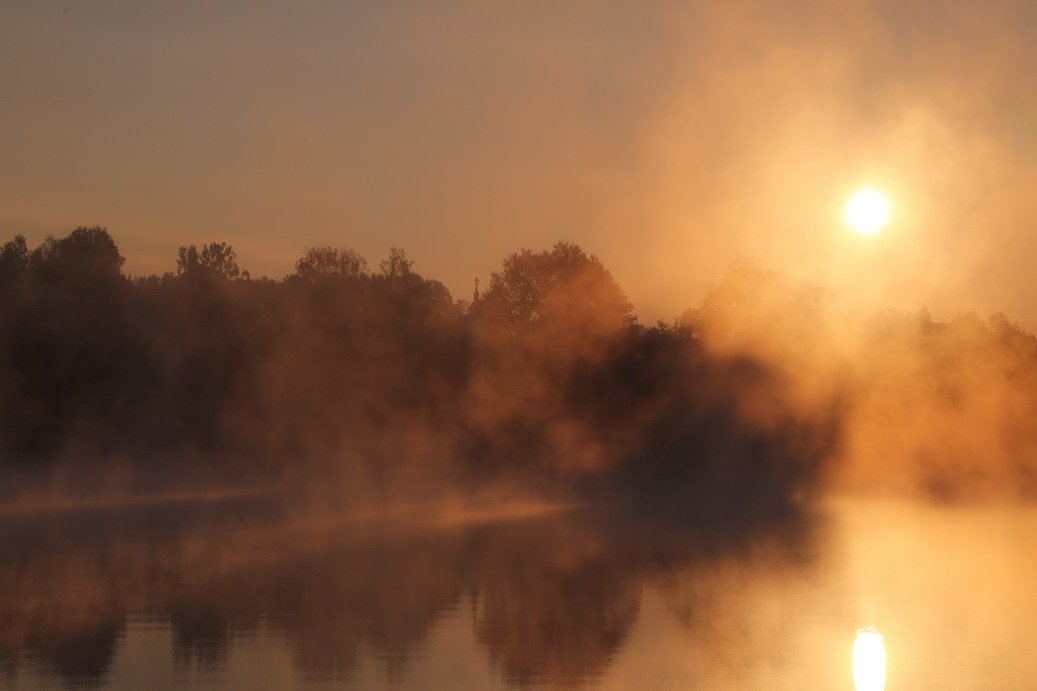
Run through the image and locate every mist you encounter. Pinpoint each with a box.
[6,227,1037,688]
[5,1,1037,688]
[0,228,824,525]
[4,226,1037,513]
[686,257,1037,503]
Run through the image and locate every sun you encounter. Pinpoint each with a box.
[845,188,891,236]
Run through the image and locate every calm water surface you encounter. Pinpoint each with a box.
[2,496,1036,689]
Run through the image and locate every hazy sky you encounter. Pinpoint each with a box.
[3,0,1037,322]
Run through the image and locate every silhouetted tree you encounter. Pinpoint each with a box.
[0,231,863,512]
[0,235,28,289]
[294,246,367,281]
[378,247,414,278]
[0,227,142,465]
[30,226,125,289]
[479,242,633,334]
[177,242,241,280]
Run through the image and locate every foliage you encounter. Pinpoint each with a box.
[0,229,871,513]
[294,246,367,281]
[177,242,241,280]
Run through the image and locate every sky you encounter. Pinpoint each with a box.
[3,0,1037,323]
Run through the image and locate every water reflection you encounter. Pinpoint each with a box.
[853,628,886,691]
[6,498,1037,689]
[0,496,821,689]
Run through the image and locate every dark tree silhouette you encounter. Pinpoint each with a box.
[294,246,367,281]
[31,226,125,288]
[378,247,414,278]
[177,242,241,280]
[0,228,903,512]
[0,235,28,289]
[479,241,634,334]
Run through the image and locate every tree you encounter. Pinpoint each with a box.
[480,242,633,333]
[176,242,241,280]
[294,246,367,281]
[379,247,414,278]
[464,243,636,476]
[0,235,29,288]
[30,226,125,287]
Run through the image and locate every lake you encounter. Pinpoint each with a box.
[2,495,1035,689]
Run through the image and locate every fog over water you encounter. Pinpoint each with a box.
[2,496,1037,689]
[3,229,1037,688]
[5,1,1037,687]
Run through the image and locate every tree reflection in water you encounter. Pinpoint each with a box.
[0,496,819,688]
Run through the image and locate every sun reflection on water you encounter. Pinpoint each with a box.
[853,628,887,691]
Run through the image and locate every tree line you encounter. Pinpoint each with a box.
[5,226,1035,506]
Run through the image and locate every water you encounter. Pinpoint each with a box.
[2,496,1036,689]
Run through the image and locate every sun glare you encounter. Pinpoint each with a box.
[853,628,887,691]
[845,188,891,235]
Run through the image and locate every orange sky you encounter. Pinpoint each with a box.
[3,1,1037,324]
